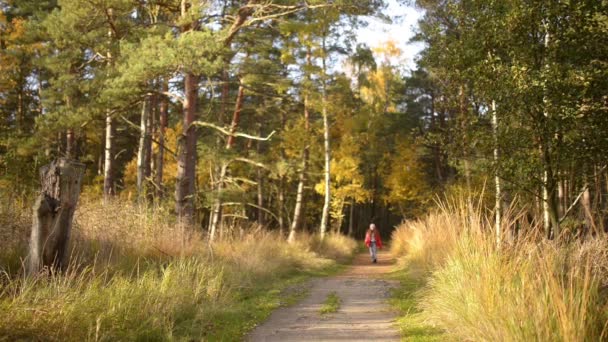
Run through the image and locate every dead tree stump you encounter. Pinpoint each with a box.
[27,159,85,275]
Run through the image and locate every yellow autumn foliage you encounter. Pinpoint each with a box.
[384,139,431,217]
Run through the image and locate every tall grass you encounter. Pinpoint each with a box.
[0,197,356,341]
[391,196,608,342]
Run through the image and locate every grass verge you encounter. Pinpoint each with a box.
[388,272,445,341]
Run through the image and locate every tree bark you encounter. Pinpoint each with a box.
[103,13,115,201]
[156,80,169,198]
[28,159,85,275]
[459,84,471,191]
[256,137,265,226]
[209,78,246,241]
[137,97,151,199]
[226,82,245,149]
[288,48,312,243]
[103,113,115,200]
[492,100,501,246]
[175,72,199,224]
[348,200,355,236]
[541,22,560,239]
[319,36,331,241]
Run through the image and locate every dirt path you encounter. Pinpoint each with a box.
[246,250,400,342]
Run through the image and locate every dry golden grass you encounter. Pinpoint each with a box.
[391,196,608,342]
[0,196,357,341]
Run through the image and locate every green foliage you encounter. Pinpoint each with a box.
[319,292,341,315]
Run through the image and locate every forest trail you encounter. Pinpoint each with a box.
[246,250,400,342]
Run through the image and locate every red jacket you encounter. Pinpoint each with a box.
[364,230,383,248]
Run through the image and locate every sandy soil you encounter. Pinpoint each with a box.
[246,250,400,342]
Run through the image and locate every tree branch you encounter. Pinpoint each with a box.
[191,121,275,141]
[230,157,270,171]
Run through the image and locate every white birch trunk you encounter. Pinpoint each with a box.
[492,100,501,246]
[319,37,331,241]
[137,98,149,198]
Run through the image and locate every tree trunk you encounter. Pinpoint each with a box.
[581,183,594,234]
[348,200,355,236]
[541,23,560,239]
[288,48,312,244]
[278,111,286,236]
[103,16,115,201]
[175,72,199,224]
[155,80,169,198]
[492,100,501,246]
[28,159,85,275]
[257,166,265,226]
[257,137,265,226]
[209,78,247,240]
[147,93,155,195]
[137,97,150,199]
[209,163,226,241]
[226,82,245,149]
[558,175,565,217]
[103,112,115,200]
[319,37,331,241]
[459,84,471,191]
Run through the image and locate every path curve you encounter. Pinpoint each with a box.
[246,250,400,342]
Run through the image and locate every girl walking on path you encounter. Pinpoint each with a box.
[364,223,383,263]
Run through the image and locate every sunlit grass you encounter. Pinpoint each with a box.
[391,195,608,342]
[0,197,357,340]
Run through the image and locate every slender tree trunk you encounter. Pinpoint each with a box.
[581,166,596,234]
[103,113,115,200]
[582,183,594,234]
[226,82,244,148]
[257,167,265,226]
[319,37,331,241]
[558,175,565,217]
[147,93,156,186]
[209,163,226,241]
[278,111,286,236]
[541,22,560,239]
[209,77,246,241]
[430,93,444,183]
[492,100,501,246]
[459,84,471,191]
[155,80,168,198]
[103,13,115,202]
[17,85,23,134]
[137,98,149,198]
[256,136,265,226]
[288,48,312,243]
[348,200,355,236]
[175,72,199,224]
